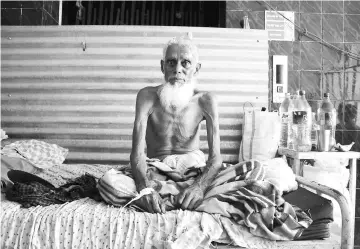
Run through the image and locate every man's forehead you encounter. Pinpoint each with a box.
[165,44,194,59]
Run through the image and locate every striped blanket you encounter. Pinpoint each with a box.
[98,154,312,241]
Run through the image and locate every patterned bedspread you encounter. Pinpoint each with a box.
[0,163,298,249]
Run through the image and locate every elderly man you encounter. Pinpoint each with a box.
[97,35,311,240]
[130,35,223,213]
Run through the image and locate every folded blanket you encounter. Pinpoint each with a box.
[97,152,312,242]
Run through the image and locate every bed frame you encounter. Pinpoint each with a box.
[1,25,353,249]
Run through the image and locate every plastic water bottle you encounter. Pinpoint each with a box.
[291,90,312,152]
[279,93,291,149]
[317,93,337,151]
[287,91,299,150]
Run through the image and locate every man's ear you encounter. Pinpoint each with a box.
[160,60,164,74]
[194,63,201,76]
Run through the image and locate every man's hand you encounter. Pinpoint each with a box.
[134,191,166,214]
[175,183,204,210]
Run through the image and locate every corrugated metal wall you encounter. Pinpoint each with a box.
[1,25,269,164]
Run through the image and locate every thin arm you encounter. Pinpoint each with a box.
[130,88,152,191]
[196,92,223,191]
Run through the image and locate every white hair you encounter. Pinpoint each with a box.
[162,33,199,63]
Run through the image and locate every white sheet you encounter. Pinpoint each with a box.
[1,163,277,249]
[1,198,226,249]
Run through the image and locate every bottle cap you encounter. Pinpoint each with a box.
[299,90,306,95]
[324,93,330,97]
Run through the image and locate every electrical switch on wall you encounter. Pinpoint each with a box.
[272,55,288,103]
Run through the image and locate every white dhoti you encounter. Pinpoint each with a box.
[97,150,206,209]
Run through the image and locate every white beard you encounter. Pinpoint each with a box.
[157,81,195,113]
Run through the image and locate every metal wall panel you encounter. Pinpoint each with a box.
[1,25,269,164]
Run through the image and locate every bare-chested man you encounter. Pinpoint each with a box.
[130,35,222,213]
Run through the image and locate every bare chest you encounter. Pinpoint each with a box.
[148,105,204,141]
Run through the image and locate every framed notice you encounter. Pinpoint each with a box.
[265,10,295,41]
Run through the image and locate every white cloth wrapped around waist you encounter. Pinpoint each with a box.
[97,150,207,207]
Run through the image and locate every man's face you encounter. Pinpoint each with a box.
[161,44,200,85]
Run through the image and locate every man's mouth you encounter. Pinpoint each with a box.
[171,78,184,82]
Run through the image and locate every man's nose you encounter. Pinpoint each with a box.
[174,62,182,73]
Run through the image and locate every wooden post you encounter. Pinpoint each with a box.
[151,1,156,25]
[82,8,86,25]
[130,1,135,25]
[198,3,201,26]
[136,9,139,25]
[170,1,175,26]
[141,1,146,25]
[109,0,114,25]
[115,8,120,25]
[87,1,92,25]
[99,1,103,25]
[180,2,184,26]
[165,10,169,26]
[125,9,129,25]
[93,8,97,25]
[156,10,160,25]
[199,2,203,26]
[146,9,150,25]
[104,8,108,25]
[121,1,125,25]
[161,2,165,25]
[189,2,192,26]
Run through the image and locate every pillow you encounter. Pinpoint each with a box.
[263,156,297,194]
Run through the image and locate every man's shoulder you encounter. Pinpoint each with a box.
[195,91,218,115]
[137,85,161,100]
[138,85,160,95]
[196,90,218,104]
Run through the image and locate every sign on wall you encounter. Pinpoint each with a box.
[265,10,295,41]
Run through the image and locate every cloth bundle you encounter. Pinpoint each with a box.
[6,170,100,208]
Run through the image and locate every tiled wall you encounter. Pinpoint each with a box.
[1,1,60,25]
[227,0,360,246]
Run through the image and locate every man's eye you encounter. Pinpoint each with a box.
[167,61,175,66]
[182,61,191,67]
